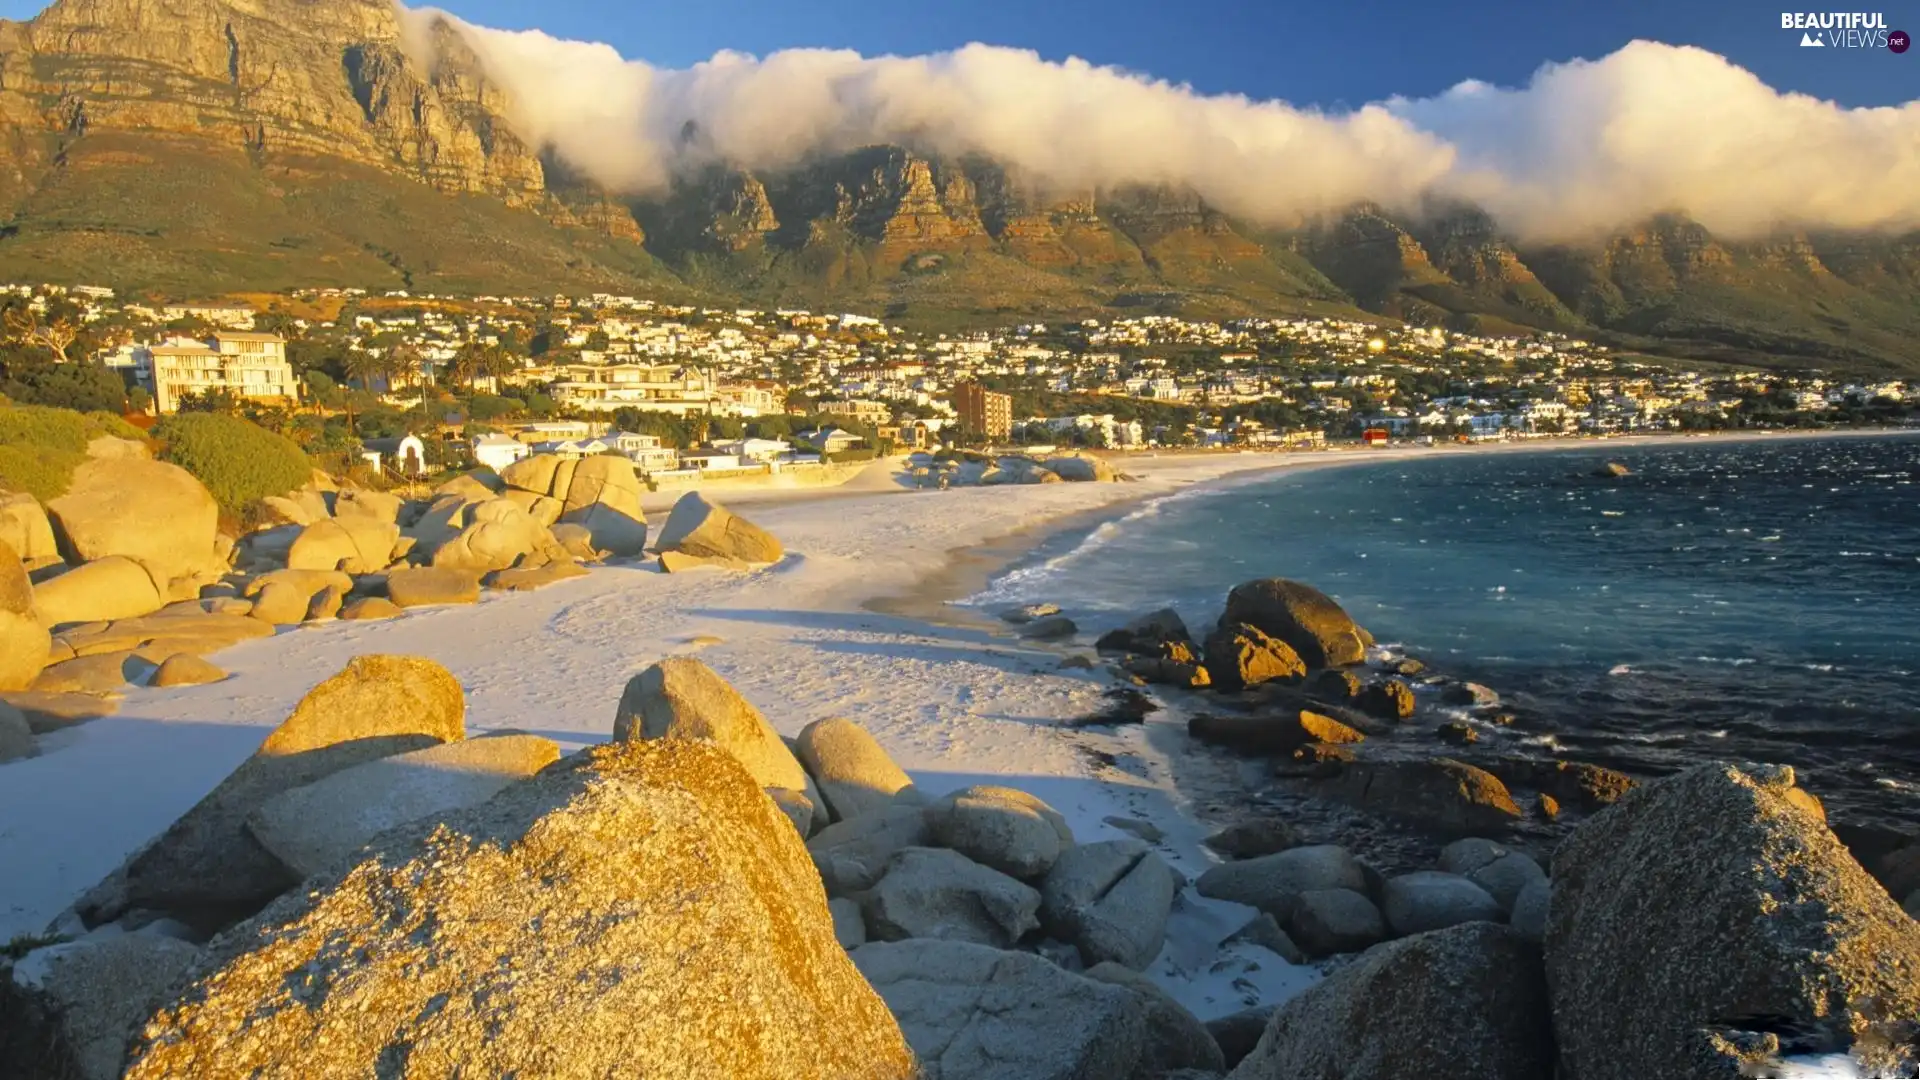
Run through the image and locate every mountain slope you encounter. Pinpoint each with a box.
[1,0,1917,373]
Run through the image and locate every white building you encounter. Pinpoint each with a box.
[360,434,428,476]
[148,333,299,414]
[471,433,531,473]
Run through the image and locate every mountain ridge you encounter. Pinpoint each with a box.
[2,0,1918,373]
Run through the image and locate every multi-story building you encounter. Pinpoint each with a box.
[952,381,1012,439]
[546,364,712,415]
[817,398,893,425]
[148,333,299,413]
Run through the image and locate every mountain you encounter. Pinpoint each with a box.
[3,0,1919,373]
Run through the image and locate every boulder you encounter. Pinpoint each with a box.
[550,522,604,562]
[653,491,782,565]
[433,469,503,502]
[809,804,933,896]
[123,739,915,1080]
[1208,1006,1279,1070]
[830,896,868,949]
[1195,845,1367,922]
[431,498,560,574]
[46,458,220,583]
[1288,887,1387,956]
[928,785,1075,879]
[795,717,918,823]
[1310,669,1363,703]
[1228,922,1553,1079]
[0,691,118,734]
[81,656,465,926]
[1321,758,1523,834]
[853,939,1144,1080]
[1203,623,1307,690]
[33,556,167,627]
[54,612,273,659]
[1043,454,1118,482]
[338,596,402,621]
[1204,818,1305,860]
[1094,608,1192,656]
[614,658,814,823]
[499,487,565,528]
[247,581,311,626]
[384,566,481,608]
[150,653,226,688]
[485,560,591,591]
[1443,681,1501,708]
[1508,878,1550,943]
[0,490,60,566]
[1546,763,1920,1080]
[1228,913,1305,962]
[1877,845,1920,900]
[285,517,401,574]
[1380,871,1503,936]
[331,489,404,525]
[1019,615,1077,640]
[500,453,564,496]
[1218,578,1369,669]
[1358,678,1416,720]
[1000,603,1061,624]
[1188,709,1363,756]
[1040,838,1176,970]
[0,933,204,1080]
[658,550,751,573]
[0,698,33,762]
[767,787,817,836]
[1438,838,1547,912]
[32,651,139,695]
[245,733,560,879]
[1122,655,1210,688]
[1082,962,1226,1076]
[555,455,649,556]
[0,538,50,691]
[863,846,1043,947]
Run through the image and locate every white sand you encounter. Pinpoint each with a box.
[0,431,1863,1017]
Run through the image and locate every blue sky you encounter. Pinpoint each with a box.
[418,0,1914,108]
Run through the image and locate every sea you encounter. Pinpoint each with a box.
[964,433,1920,832]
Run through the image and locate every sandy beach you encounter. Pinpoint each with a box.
[1,427,1906,1020]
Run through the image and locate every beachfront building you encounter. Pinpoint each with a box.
[608,431,680,472]
[953,381,1012,439]
[509,421,594,444]
[547,363,712,415]
[712,437,793,464]
[148,332,299,414]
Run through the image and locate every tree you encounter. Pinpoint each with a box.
[2,301,79,363]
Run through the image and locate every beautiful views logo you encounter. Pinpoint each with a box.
[1780,11,1908,48]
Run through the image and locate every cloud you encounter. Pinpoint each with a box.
[401,7,1920,241]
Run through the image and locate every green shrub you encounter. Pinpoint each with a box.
[0,404,149,500]
[154,412,311,520]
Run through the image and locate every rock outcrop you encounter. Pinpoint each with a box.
[1039,837,1176,970]
[862,846,1043,947]
[1547,763,1920,1079]
[653,491,783,565]
[1227,922,1553,1079]
[32,556,169,626]
[500,454,649,557]
[284,517,401,574]
[1321,758,1523,834]
[123,739,916,1079]
[0,933,204,1080]
[1203,623,1307,690]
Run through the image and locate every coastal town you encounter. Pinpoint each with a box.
[3,282,1913,485]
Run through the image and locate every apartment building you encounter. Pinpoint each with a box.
[817,398,893,426]
[148,332,299,413]
[952,381,1012,439]
[546,363,712,415]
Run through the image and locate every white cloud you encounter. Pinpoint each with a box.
[402,7,1920,241]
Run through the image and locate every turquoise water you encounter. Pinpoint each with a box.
[966,434,1920,829]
